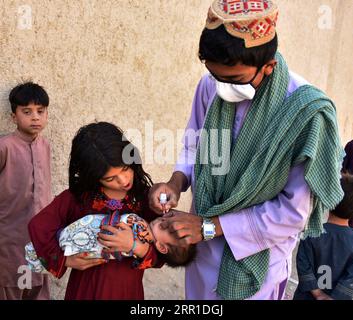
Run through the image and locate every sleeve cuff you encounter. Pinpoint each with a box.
[331,283,353,300]
[45,253,67,279]
[173,167,192,192]
[220,208,268,260]
[297,273,319,292]
[133,245,164,270]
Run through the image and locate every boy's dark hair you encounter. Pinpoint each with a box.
[9,82,49,113]
[157,244,197,268]
[199,25,278,67]
[331,173,353,220]
[69,122,153,202]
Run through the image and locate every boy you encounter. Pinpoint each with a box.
[0,82,52,300]
[294,173,353,300]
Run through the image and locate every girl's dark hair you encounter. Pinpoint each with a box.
[199,25,278,68]
[69,122,152,201]
[9,82,49,113]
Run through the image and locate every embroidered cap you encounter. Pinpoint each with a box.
[205,0,279,48]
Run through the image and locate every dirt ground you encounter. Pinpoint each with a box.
[49,265,186,300]
[49,247,299,300]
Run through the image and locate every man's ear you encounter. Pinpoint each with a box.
[155,241,168,255]
[263,59,277,76]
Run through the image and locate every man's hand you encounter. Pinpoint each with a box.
[65,252,107,271]
[148,182,181,214]
[148,172,188,214]
[160,210,203,246]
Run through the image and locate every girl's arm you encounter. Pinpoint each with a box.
[99,222,164,270]
[28,190,78,278]
[98,224,156,263]
[98,190,166,269]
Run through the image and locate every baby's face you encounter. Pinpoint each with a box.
[149,217,178,254]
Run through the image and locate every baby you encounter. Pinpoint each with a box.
[25,213,196,272]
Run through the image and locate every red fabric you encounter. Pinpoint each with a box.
[28,189,162,300]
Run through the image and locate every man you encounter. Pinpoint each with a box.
[149,0,343,300]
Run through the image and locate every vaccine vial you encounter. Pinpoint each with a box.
[159,193,168,205]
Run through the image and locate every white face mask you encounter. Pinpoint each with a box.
[216,81,256,103]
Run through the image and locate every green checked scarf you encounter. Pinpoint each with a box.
[194,52,344,300]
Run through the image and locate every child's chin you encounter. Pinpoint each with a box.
[20,127,42,136]
[26,127,42,134]
[124,184,133,191]
[29,126,42,131]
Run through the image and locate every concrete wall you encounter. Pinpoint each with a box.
[0,0,352,299]
[277,0,353,145]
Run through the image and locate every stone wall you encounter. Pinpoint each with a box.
[1,0,352,299]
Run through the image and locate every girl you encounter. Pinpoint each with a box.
[28,122,162,300]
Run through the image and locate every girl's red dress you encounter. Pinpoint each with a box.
[28,189,162,300]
